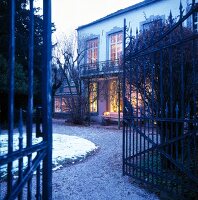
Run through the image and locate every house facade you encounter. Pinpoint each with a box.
[54,0,197,122]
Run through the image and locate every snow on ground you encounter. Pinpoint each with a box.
[0,133,98,178]
[52,134,98,168]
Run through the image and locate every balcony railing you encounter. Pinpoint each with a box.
[80,59,123,78]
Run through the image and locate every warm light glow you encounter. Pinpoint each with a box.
[109,80,122,112]
[110,32,122,61]
[55,97,61,112]
[103,111,110,116]
[89,82,98,112]
[87,39,98,64]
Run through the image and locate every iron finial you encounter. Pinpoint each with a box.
[179,1,184,18]
[169,10,173,25]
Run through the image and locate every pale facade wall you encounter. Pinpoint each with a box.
[98,80,107,116]
[78,0,190,64]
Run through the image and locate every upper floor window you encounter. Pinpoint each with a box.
[140,15,164,32]
[87,38,98,64]
[109,32,122,61]
[142,19,162,32]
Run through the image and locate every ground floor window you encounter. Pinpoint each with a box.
[89,82,98,113]
[61,97,71,112]
[125,82,143,115]
[54,96,71,113]
[55,97,61,112]
[109,80,122,112]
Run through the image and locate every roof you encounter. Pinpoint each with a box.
[77,0,162,31]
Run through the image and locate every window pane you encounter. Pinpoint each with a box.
[89,82,97,112]
[109,80,122,112]
[111,35,116,43]
[55,97,61,112]
[87,38,98,64]
[62,97,70,112]
[117,33,122,42]
[110,32,122,60]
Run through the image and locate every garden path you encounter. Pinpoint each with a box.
[52,119,159,200]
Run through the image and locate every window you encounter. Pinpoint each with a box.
[140,15,164,32]
[142,19,162,32]
[87,38,98,64]
[109,80,122,112]
[54,96,71,113]
[89,82,97,112]
[62,97,70,112]
[109,32,122,61]
[55,97,61,112]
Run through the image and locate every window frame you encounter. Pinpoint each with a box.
[54,96,71,113]
[109,32,123,61]
[109,79,122,113]
[89,82,98,113]
[87,38,99,64]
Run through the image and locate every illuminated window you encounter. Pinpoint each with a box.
[62,97,70,112]
[54,96,71,113]
[87,38,98,64]
[89,82,97,112]
[109,80,122,112]
[109,32,122,61]
[125,82,143,115]
[55,97,61,112]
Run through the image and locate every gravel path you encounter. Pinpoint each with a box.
[52,119,159,200]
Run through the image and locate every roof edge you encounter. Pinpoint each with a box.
[77,0,161,31]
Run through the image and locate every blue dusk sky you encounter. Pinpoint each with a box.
[50,0,142,35]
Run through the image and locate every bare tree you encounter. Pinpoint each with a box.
[51,62,64,114]
[53,33,89,124]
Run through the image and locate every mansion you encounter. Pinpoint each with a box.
[54,0,198,123]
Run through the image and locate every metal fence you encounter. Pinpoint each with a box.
[0,0,52,199]
[123,1,198,199]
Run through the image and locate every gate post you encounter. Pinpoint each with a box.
[42,0,52,199]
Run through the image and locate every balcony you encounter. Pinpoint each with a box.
[80,59,123,79]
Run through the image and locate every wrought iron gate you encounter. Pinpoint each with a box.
[0,0,52,199]
[123,1,198,199]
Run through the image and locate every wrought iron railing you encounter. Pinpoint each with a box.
[0,0,52,199]
[80,59,122,78]
[123,1,198,199]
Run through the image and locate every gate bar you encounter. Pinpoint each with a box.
[42,0,52,199]
[27,0,34,198]
[122,18,126,175]
[7,0,16,196]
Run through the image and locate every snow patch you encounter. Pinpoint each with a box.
[0,133,98,178]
